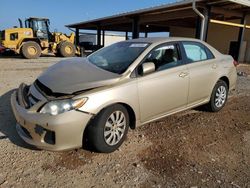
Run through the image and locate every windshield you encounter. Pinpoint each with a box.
[87,42,150,74]
[33,20,48,32]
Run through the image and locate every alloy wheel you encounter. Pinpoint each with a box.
[215,85,227,108]
[104,111,126,146]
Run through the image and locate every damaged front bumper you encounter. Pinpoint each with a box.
[10,84,93,151]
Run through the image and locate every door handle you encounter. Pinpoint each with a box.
[179,72,189,78]
[212,64,217,69]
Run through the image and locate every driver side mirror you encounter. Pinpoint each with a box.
[141,62,155,75]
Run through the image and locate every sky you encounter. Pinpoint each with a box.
[0,0,175,34]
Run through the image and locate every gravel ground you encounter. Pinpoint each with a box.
[0,56,249,188]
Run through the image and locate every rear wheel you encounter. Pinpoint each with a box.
[205,80,228,112]
[59,41,76,57]
[87,104,129,153]
[21,41,41,59]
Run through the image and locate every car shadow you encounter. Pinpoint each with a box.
[0,54,22,59]
[0,89,39,150]
[193,105,207,112]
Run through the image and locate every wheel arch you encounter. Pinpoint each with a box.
[118,102,136,130]
[87,102,137,130]
[219,76,230,88]
[57,40,67,47]
[17,38,41,52]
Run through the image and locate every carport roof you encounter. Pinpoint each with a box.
[66,0,250,32]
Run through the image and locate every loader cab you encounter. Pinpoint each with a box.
[25,17,50,40]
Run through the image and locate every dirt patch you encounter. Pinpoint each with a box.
[42,150,96,171]
[138,96,250,187]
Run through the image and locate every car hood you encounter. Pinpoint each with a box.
[37,57,121,94]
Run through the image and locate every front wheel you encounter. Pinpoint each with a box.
[21,41,41,59]
[205,80,228,112]
[87,104,129,153]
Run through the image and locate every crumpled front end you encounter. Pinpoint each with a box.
[11,83,93,151]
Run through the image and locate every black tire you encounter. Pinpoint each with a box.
[59,41,76,57]
[205,80,228,112]
[87,104,130,153]
[21,41,41,59]
[55,42,63,57]
[55,52,62,57]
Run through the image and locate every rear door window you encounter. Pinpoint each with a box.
[182,42,214,63]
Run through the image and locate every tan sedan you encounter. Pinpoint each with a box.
[11,37,237,153]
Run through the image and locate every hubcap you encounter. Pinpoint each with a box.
[65,46,72,54]
[215,85,227,108]
[104,111,126,146]
[28,46,37,55]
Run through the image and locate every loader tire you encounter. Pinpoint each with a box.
[21,42,41,59]
[59,41,76,57]
[55,42,63,57]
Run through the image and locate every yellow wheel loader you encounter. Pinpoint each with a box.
[0,17,79,59]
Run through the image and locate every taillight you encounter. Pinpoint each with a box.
[233,60,239,67]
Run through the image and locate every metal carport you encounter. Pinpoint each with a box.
[66,0,250,61]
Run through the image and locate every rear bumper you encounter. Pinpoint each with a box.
[11,90,93,151]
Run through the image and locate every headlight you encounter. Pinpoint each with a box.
[40,98,88,115]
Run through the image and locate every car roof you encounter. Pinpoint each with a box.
[123,37,221,56]
[124,37,202,44]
